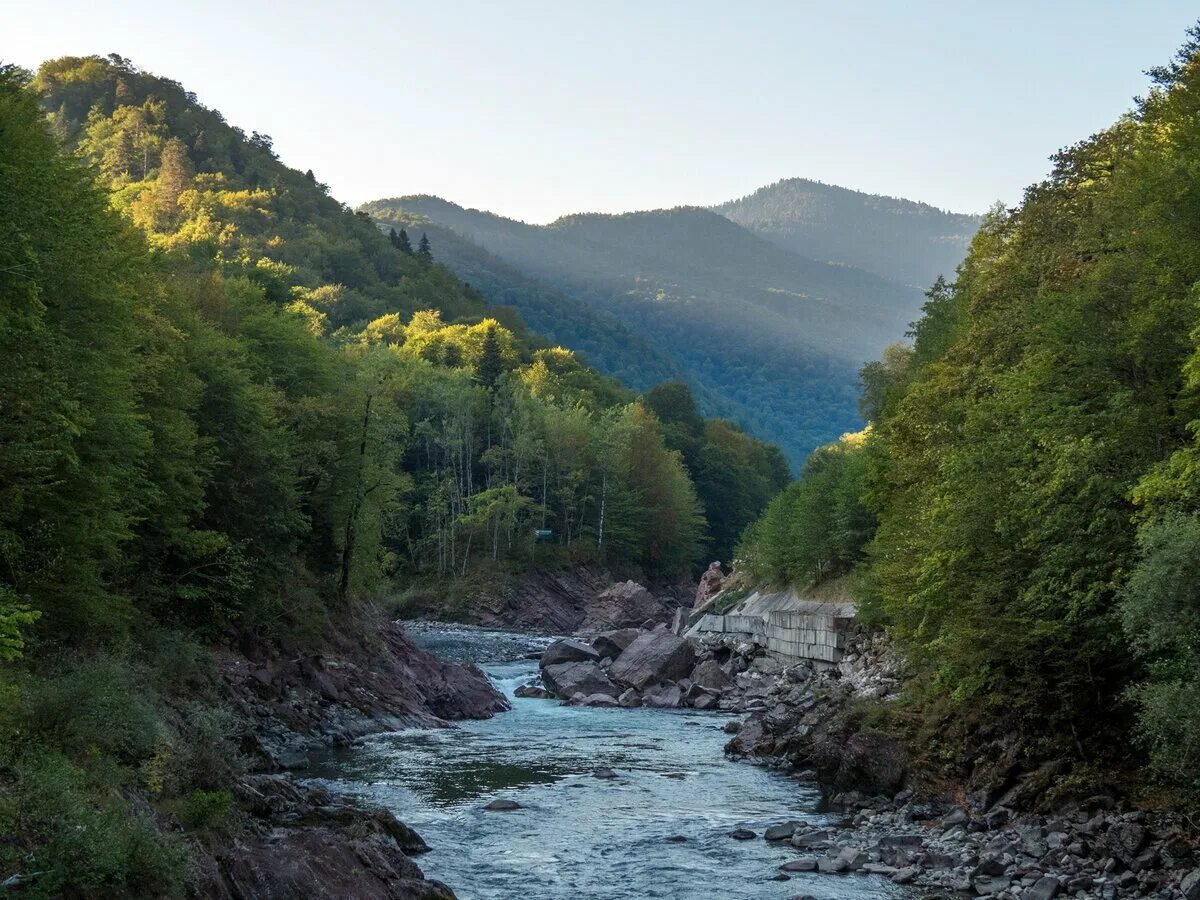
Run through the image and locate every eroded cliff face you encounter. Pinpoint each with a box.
[189,617,508,899]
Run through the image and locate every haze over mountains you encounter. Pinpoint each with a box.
[362,184,981,467]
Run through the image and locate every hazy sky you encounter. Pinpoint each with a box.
[7,1,1198,222]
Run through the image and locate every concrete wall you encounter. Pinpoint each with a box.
[692,604,853,665]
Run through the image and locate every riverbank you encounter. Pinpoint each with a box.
[523,617,1198,900]
[189,613,509,898]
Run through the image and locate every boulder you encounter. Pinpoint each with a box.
[642,683,682,709]
[590,628,641,660]
[692,693,719,711]
[541,661,618,699]
[618,688,642,708]
[690,659,730,692]
[609,632,696,690]
[1026,876,1061,900]
[484,799,521,811]
[514,684,554,699]
[579,693,618,707]
[764,823,797,841]
[539,638,600,669]
[593,766,617,779]
[1181,870,1200,900]
[780,858,817,872]
[729,829,756,840]
[582,580,671,630]
[1106,821,1146,865]
[695,561,725,605]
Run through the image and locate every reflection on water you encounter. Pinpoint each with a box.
[305,625,905,900]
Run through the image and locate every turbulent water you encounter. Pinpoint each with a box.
[305,625,905,900]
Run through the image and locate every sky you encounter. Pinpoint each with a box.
[6,1,1198,222]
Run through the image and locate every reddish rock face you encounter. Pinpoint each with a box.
[695,562,724,606]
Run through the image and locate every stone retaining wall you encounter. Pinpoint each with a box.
[693,605,853,665]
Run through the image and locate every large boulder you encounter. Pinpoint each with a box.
[695,561,724,605]
[609,632,696,690]
[690,659,730,692]
[581,580,672,630]
[541,661,618,699]
[539,638,600,669]
[590,628,641,660]
[642,683,682,708]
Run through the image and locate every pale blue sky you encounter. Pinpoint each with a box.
[6,1,1197,222]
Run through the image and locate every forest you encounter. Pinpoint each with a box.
[736,29,1200,796]
[0,54,786,894]
[361,194,924,468]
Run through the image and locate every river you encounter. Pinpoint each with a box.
[304,624,906,900]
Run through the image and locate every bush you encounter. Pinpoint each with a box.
[178,789,235,832]
[24,657,160,765]
[11,750,185,898]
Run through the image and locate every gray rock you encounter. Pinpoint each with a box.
[1181,869,1200,900]
[514,684,554,699]
[781,858,817,872]
[617,687,642,708]
[579,692,618,707]
[484,799,521,811]
[730,828,756,840]
[539,638,600,668]
[609,631,696,690]
[973,874,1012,895]
[1025,875,1061,900]
[943,807,971,827]
[665,834,688,843]
[892,866,919,884]
[693,693,719,711]
[817,855,850,874]
[690,658,730,691]
[764,823,797,841]
[1106,822,1146,865]
[541,660,618,699]
[592,766,618,779]
[642,683,683,709]
[590,628,641,660]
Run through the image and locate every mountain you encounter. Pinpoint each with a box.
[372,215,692,394]
[361,195,931,467]
[713,178,981,289]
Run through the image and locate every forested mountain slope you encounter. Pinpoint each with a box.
[737,27,1200,800]
[713,177,981,288]
[370,215,691,393]
[362,196,926,466]
[0,54,788,894]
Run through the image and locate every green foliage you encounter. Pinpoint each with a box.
[6,750,186,899]
[177,789,235,832]
[1119,515,1200,785]
[829,23,1200,787]
[736,430,873,586]
[361,195,927,468]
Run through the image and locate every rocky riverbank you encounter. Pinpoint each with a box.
[525,619,1199,900]
[397,568,691,633]
[192,615,509,898]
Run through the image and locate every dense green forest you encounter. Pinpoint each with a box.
[714,177,981,289]
[361,195,927,468]
[0,54,785,894]
[737,29,1200,795]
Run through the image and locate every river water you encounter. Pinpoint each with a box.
[305,625,905,900]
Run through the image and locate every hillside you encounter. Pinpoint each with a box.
[370,214,691,393]
[362,196,926,466]
[714,177,981,288]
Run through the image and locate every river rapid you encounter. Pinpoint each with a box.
[304,625,906,900]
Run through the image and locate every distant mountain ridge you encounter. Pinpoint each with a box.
[714,177,981,288]
[362,184,976,467]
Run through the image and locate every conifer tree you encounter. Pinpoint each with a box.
[417,232,433,266]
[475,324,504,389]
[397,227,413,254]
